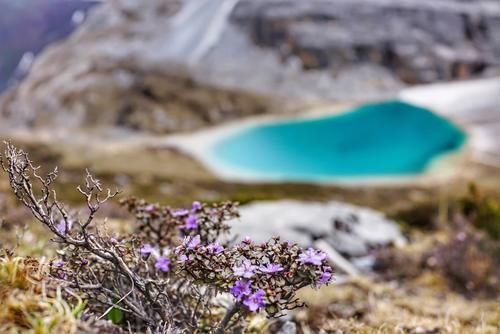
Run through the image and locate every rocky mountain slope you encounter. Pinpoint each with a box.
[232,0,500,83]
[1,0,499,135]
[0,0,273,135]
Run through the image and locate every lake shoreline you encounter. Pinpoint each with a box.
[163,77,500,186]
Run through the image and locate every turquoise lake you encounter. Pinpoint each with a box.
[209,101,466,181]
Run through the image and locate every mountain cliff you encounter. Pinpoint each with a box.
[1,0,499,134]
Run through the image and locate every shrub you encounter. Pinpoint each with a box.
[0,143,333,333]
[459,183,500,240]
[427,229,500,298]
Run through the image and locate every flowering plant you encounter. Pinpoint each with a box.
[1,143,333,333]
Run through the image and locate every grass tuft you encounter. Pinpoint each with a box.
[0,253,82,334]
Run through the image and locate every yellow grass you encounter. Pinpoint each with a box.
[0,255,84,334]
[298,276,500,334]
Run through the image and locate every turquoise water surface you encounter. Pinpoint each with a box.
[210,101,466,181]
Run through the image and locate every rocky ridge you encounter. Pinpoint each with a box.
[1,0,500,135]
[0,0,273,135]
[232,0,500,83]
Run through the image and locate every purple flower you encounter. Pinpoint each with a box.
[242,236,252,244]
[155,257,171,272]
[183,235,201,249]
[259,263,284,274]
[298,248,327,265]
[55,272,68,280]
[230,280,252,301]
[55,220,72,235]
[318,270,332,286]
[182,214,198,230]
[206,242,224,254]
[456,232,466,242]
[191,201,202,211]
[178,254,193,263]
[53,259,65,267]
[139,243,155,256]
[172,208,189,217]
[233,260,257,278]
[144,204,156,212]
[243,289,265,311]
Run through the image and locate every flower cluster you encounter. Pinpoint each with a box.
[129,201,333,316]
[121,198,237,247]
[175,235,333,316]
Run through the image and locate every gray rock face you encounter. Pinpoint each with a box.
[231,0,500,83]
[2,0,498,134]
[196,22,403,102]
[0,0,273,134]
[230,200,406,258]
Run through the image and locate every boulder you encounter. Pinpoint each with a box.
[230,200,406,258]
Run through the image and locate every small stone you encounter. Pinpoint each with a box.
[277,321,296,334]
